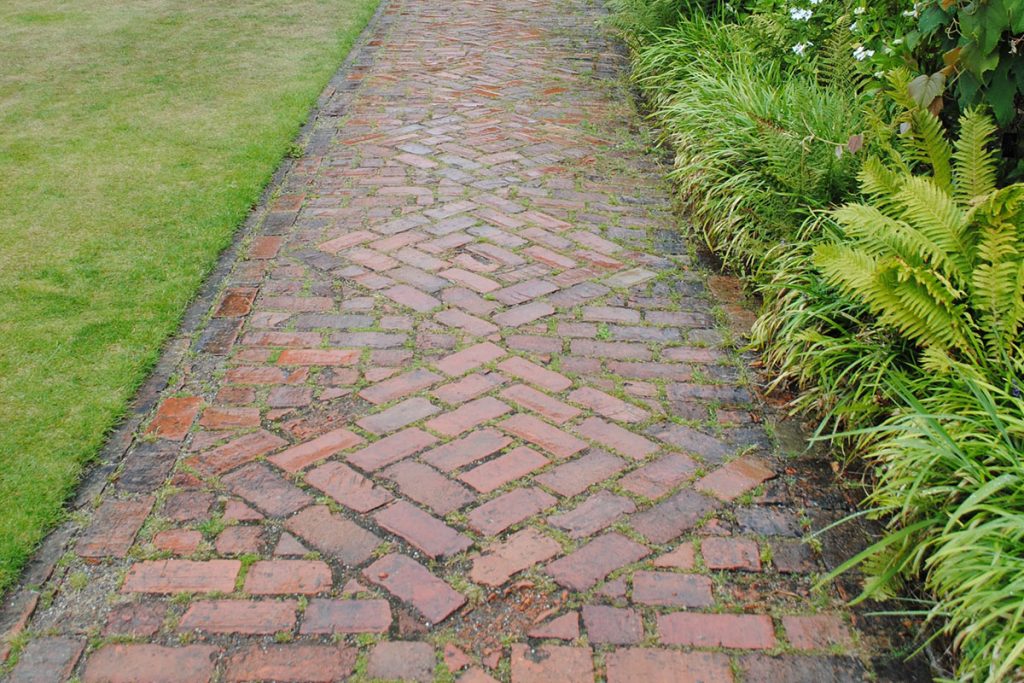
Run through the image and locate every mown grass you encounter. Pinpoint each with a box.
[0,0,379,592]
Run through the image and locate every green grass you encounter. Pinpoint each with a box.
[0,0,379,592]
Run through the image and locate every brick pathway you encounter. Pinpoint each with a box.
[1,0,919,681]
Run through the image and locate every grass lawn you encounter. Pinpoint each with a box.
[0,0,378,592]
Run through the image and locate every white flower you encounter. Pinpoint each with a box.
[853,45,875,61]
[903,7,919,17]
[809,0,822,4]
[849,21,858,31]
[790,7,813,21]
[792,41,813,55]
[854,6,866,14]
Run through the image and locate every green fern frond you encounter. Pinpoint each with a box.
[902,109,953,191]
[952,107,999,203]
[894,176,971,281]
[859,156,902,204]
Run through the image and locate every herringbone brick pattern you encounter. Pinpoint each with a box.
[1,0,913,681]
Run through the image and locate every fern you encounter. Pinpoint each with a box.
[953,108,999,203]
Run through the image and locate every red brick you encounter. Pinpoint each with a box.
[782,615,853,650]
[383,461,475,514]
[306,461,394,512]
[442,286,500,315]
[632,571,713,607]
[367,641,436,683]
[284,506,380,565]
[571,339,651,361]
[300,599,392,634]
[359,368,443,405]
[83,644,218,683]
[374,500,472,558]
[364,554,466,624]
[605,649,734,683]
[262,295,333,312]
[459,445,549,493]
[500,414,587,459]
[277,349,360,366]
[547,491,635,538]
[189,430,288,476]
[347,427,438,471]
[8,636,84,683]
[496,356,571,392]
[146,397,202,440]
[77,496,154,559]
[347,247,398,271]
[702,537,761,571]
[653,542,696,570]
[179,600,296,634]
[534,449,626,497]
[150,528,202,557]
[581,605,643,645]
[241,331,321,348]
[161,490,214,522]
[422,428,511,472]
[426,396,511,436]
[357,396,439,435]
[249,236,282,259]
[606,361,691,382]
[661,346,722,363]
[510,644,594,683]
[103,602,167,637]
[319,230,375,254]
[493,278,557,305]
[695,457,775,501]
[468,487,556,536]
[384,284,441,312]
[122,560,240,594]
[199,407,261,429]
[545,533,649,591]
[574,417,657,459]
[524,245,576,269]
[432,371,507,404]
[267,385,312,408]
[243,560,331,595]
[567,387,648,423]
[267,431,361,475]
[507,334,563,354]
[214,526,265,555]
[648,422,733,462]
[528,612,580,640]
[225,644,356,683]
[214,287,258,318]
[470,528,562,587]
[494,301,555,327]
[435,308,499,336]
[500,384,580,424]
[435,341,506,376]
[618,453,696,499]
[630,490,720,544]
[658,612,777,649]
[222,463,312,517]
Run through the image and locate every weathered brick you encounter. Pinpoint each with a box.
[435,341,506,376]
[496,356,571,392]
[545,533,648,590]
[364,554,466,624]
[470,528,562,587]
[276,349,359,366]
[347,427,438,471]
[459,445,549,493]
[356,396,440,435]
[145,397,202,441]
[374,500,472,558]
[425,396,511,436]
[547,491,635,538]
[567,387,648,423]
[605,649,734,683]
[284,505,380,565]
[500,384,580,424]
[500,414,587,459]
[617,453,696,499]
[225,644,356,683]
[468,487,556,536]
[243,560,331,595]
[222,463,312,517]
[8,636,84,683]
[695,457,775,501]
[630,490,720,544]
[367,641,436,683]
[214,526,265,555]
[632,571,713,607]
[534,449,626,497]
[422,427,511,472]
[702,537,761,571]
[122,560,240,594]
[782,615,853,650]
[179,600,296,634]
[360,368,443,405]
[581,605,642,645]
[383,460,474,514]
[300,599,392,634]
[575,417,657,459]
[658,612,777,649]
[510,644,594,683]
[199,407,261,429]
[77,496,154,559]
[189,430,288,476]
[83,644,218,683]
[306,461,394,512]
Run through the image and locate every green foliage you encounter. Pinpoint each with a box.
[814,107,1024,366]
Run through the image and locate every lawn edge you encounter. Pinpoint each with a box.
[0,0,393,640]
